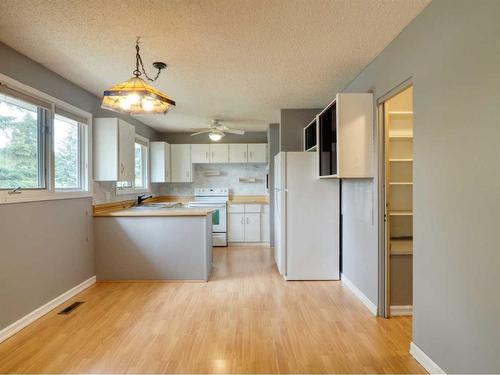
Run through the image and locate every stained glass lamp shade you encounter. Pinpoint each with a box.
[101,76,175,114]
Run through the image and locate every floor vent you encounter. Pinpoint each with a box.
[58,301,84,315]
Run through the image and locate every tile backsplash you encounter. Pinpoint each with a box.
[93,181,160,204]
[159,163,268,196]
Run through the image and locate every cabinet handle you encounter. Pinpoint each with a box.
[206,151,209,160]
[246,217,249,224]
[120,163,124,175]
[241,217,244,224]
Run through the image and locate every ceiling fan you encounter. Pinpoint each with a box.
[190,119,245,141]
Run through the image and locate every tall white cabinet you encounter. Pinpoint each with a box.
[150,142,171,183]
[94,118,135,181]
[170,144,192,182]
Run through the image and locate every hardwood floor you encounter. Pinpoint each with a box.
[0,246,425,373]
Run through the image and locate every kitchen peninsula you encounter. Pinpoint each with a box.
[94,204,213,281]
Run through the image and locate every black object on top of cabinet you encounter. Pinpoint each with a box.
[304,118,317,151]
[319,101,337,177]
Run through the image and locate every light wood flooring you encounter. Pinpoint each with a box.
[0,246,425,373]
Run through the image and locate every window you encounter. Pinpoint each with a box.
[0,92,46,189]
[54,114,82,189]
[0,80,90,202]
[117,135,149,194]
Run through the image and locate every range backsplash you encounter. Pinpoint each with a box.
[158,163,267,196]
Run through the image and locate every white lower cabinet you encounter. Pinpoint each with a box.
[228,213,245,242]
[244,213,261,242]
[228,204,263,243]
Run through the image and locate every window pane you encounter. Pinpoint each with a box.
[0,93,44,189]
[134,143,144,188]
[54,114,80,189]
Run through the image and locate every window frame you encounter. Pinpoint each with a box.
[0,73,92,204]
[116,134,150,195]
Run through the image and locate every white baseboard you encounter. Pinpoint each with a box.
[410,342,445,374]
[390,305,413,316]
[0,276,96,343]
[341,273,377,316]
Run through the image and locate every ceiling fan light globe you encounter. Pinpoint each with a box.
[209,131,224,142]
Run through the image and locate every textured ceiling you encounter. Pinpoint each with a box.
[0,0,430,132]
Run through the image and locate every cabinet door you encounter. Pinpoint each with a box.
[244,213,261,242]
[171,144,192,182]
[247,144,267,163]
[228,213,245,242]
[210,144,229,163]
[164,143,171,182]
[229,144,248,163]
[191,144,210,163]
[118,120,135,181]
[150,142,167,182]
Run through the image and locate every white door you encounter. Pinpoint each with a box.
[171,144,192,182]
[245,213,261,242]
[228,213,245,242]
[229,144,248,163]
[248,144,267,163]
[118,120,135,181]
[191,144,210,163]
[210,144,229,163]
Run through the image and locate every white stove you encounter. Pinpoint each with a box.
[188,188,229,247]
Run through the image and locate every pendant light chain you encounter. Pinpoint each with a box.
[133,39,163,82]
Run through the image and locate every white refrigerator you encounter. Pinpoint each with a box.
[274,152,340,280]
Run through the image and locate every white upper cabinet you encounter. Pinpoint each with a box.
[170,144,192,182]
[94,118,135,181]
[229,144,248,163]
[247,143,267,163]
[150,142,171,183]
[209,144,229,163]
[191,144,210,164]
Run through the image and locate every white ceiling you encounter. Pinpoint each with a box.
[0,0,430,132]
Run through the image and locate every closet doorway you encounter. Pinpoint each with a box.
[380,84,414,318]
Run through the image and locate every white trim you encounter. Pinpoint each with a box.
[0,276,96,344]
[0,72,93,204]
[410,342,446,374]
[390,305,413,316]
[341,273,378,316]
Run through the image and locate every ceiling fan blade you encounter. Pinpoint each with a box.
[191,130,211,136]
[191,127,211,132]
[224,129,245,135]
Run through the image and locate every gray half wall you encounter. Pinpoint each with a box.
[0,198,94,330]
[267,123,280,246]
[341,0,500,372]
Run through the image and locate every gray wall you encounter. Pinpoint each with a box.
[341,0,500,372]
[163,131,267,144]
[280,109,321,151]
[0,198,94,330]
[0,41,161,330]
[267,123,280,246]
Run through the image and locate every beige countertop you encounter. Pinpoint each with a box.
[94,206,215,217]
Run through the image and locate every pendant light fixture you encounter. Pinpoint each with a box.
[101,38,175,114]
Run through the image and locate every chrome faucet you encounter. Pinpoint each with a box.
[8,186,22,195]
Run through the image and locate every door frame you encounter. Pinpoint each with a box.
[376,78,413,318]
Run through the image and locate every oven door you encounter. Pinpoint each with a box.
[188,203,227,233]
